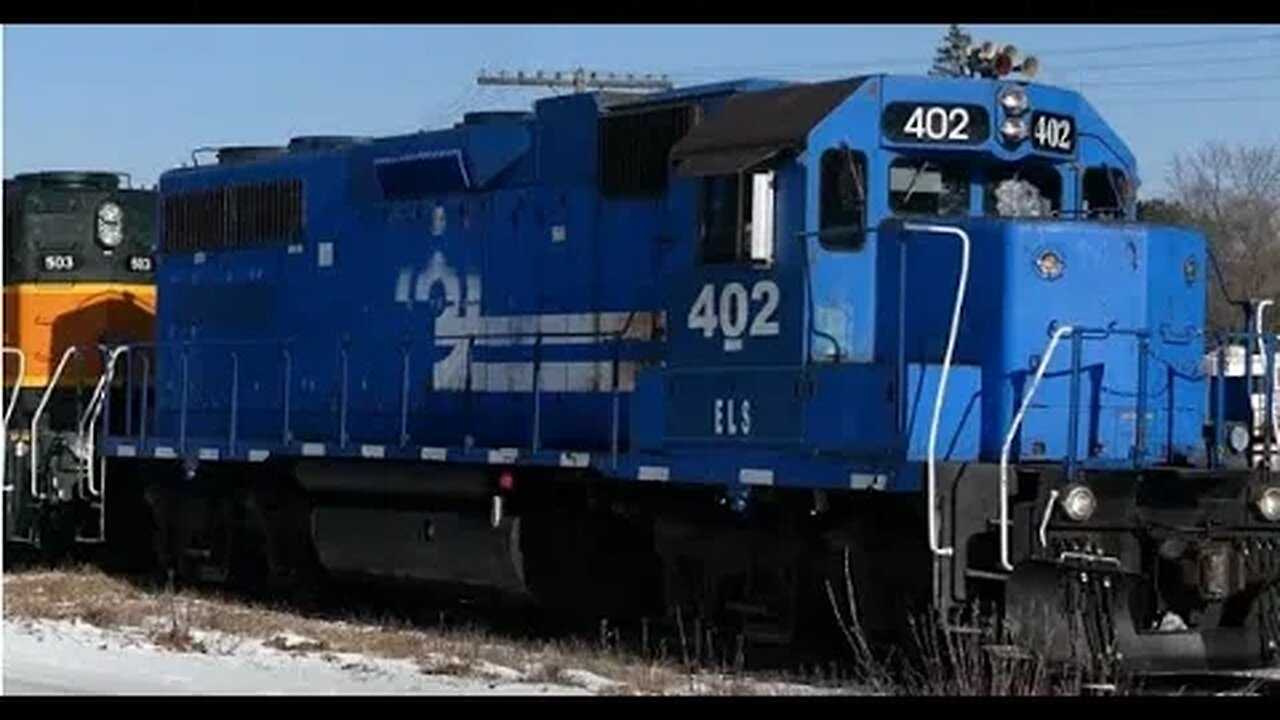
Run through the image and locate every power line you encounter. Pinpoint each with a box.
[1079,69,1280,88]
[671,48,1280,83]
[655,53,1280,104]
[663,30,1280,81]
[1030,29,1280,58]
[1055,50,1280,74]
[1089,94,1280,105]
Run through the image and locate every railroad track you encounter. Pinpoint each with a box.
[8,546,1280,695]
[1129,670,1280,697]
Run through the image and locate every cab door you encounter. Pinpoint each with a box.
[663,158,808,449]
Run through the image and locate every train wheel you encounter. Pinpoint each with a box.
[239,480,324,608]
[34,502,78,566]
[141,480,185,590]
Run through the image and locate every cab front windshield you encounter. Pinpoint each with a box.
[887,156,1134,221]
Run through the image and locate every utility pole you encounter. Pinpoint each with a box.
[476,68,674,93]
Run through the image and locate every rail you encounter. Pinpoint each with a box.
[1060,325,1188,473]
[1209,329,1280,470]
[1038,488,1061,550]
[901,222,972,560]
[29,346,80,500]
[432,323,645,465]
[1002,323,1194,570]
[97,321,656,466]
[79,346,133,498]
[1001,324,1075,572]
[1013,325,1279,569]
[1242,301,1279,466]
[2,347,26,429]
[97,340,291,455]
[2,347,28,493]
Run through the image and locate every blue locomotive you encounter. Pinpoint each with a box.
[15,47,1278,674]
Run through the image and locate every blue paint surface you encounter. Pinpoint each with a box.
[116,71,1213,493]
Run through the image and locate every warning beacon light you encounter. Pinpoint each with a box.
[964,39,1039,80]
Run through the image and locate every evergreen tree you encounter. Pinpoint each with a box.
[930,24,972,77]
[1135,198,1193,226]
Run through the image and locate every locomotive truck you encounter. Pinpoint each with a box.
[4,50,1279,674]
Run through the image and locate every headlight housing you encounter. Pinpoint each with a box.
[1060,484,1097,522]
[1256,485,1280,522]
[96,201,124,249]
[998,85,1030,115]
[1000,116,1029,143]
[1228,424,1251,454]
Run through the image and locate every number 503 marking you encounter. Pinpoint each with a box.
[687,280,781,352]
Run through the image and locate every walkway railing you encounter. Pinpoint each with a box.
[96,321,660,467]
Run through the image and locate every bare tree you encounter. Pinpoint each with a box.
[1164,141,1280,335]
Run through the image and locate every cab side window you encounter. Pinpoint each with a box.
[699,166,777,266]
[819,146,867,251]
[1083,167,1131,220]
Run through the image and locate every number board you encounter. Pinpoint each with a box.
[127,254,154,273]
[882,102,990,146]
[41,253,78,273]
[1030,111,1075,155]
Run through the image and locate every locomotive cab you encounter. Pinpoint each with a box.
[648,72,1276,670]
[656,73,1145,459]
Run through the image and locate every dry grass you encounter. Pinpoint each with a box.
[0,565,823,695]
[820,548,1135,697]
[4,561,1182,696]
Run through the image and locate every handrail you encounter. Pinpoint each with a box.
[532,335,543,452]
[1207,329,1280,468]
[611,339,623,467]
[99,326,656,457]
[2,347,26,429]
[338,344,349,449]
[78,346,125,438]
[1255,300,1279,467]
[1267,340,1276,470]
[1038,488,1061,550]
[80,346,131,498]
[399,344,411,447]
[1001,324,1075,572]
[281,348,292,444]
[229,352,240,454]
[29,346,79,500]
[901,222,972,560]
[140,354,152,443]
[2,347,28,493]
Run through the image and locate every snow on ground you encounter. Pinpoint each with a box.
[2,617,595,695]
[9,608,1274,696]
[2,616,861,696]
[1220,666,1280,680]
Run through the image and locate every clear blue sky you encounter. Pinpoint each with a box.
[5,24,1280,198]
